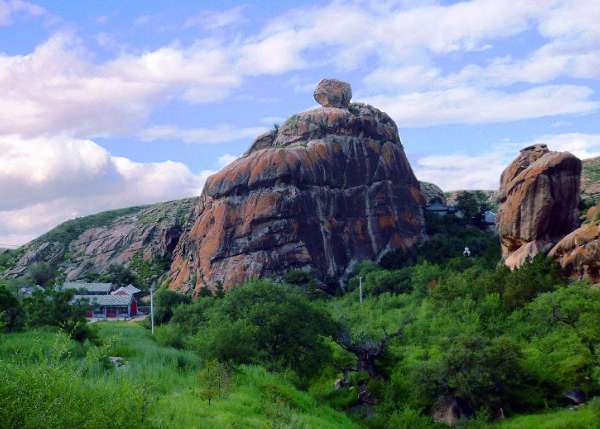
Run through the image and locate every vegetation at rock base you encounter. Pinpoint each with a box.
[2,214,600,428]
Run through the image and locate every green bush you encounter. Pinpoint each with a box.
[190,280,337,380]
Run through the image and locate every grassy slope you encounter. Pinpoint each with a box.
[0,324,358,429]
[495,407,597,429]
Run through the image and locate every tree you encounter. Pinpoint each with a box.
[193,280,337,379]
[153,288,191,325]
[197,359,231,405]
[0,285,23,332]
[22,288,96,342]
[455,191,485,224]
[28,262,56,287]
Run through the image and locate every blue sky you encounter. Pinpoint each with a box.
[1,0,600,246]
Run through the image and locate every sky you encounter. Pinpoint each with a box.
[1,0,600,246]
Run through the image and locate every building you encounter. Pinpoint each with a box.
[75,294,137,319]
[112,284,141,297]
[18,284,44,297]
[62,282,114,295]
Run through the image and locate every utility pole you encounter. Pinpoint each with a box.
[150,281,155,335]
[359,276,363,305]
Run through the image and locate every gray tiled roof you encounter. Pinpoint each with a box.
[113,284,141,295]
[74,294,132,307]
[62,282,113,293]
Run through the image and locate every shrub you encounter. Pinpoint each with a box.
[152,288,191,325]
[191,280,337,379]
[0,285,24,332]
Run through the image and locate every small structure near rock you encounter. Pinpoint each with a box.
[313,78,352,108]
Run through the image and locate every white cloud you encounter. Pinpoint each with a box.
[415,152,508,191]
[366,85,597,127]
[415,133,600,191]
[217,153,240,167]
[526,133,600,159]
[0,0,47,26]
[0,135,212,245]
[0,33,241,138]
[140,124,266,144]
[184,6,247,30]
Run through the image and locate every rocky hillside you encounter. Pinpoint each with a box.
[169,79,425,294]
[550,201,600,283]
[497,144,581,269]
[2,198,197,281]
[582,156,600,204]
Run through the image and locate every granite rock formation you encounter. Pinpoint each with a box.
[169,80,425,294]
[549,202,600,283]
[497,144,581,269]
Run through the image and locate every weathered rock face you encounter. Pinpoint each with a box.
[4,199,196,280]
[549,202,600,283]
[497,144,581,269]
[169,81,425,294]
[313,79,352,108]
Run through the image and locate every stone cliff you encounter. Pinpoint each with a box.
[169,79,425,294]
[497,144,581,269]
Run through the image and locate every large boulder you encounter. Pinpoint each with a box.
[497,144,581,269]
[549,202,600,283]
[169,80,425,294]
[313,78,352,108]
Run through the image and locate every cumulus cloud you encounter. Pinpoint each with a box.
[0,135,213,245]
[0,33,240,138]
[367,85,597,127]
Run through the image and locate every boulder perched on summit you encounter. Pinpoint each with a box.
[169,80,425,295]
[313,78,352,108]
[497,144,581,269]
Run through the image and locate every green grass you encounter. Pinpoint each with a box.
[0,323,358,429]
[494,406,599,429]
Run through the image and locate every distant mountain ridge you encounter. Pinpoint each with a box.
[2,198,197,281]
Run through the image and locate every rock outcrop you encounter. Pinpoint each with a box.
[169,80,425,294]
[4,198,197,280]
[549,202,600,283]
[420,182,446,205]
[497,144,581,269]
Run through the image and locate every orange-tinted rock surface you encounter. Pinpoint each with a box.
[497,144,581,269]
[169,81,425,294]
[549,202,600,283]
